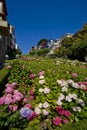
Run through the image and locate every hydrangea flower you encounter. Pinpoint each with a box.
[24,104,32,108]
[64,110,71,117]
[0,96,5,105]
[39,71,45,76]
[7,65,12,69]
[62,86,68,92]
[5,87,14,93]
[53,116,61,126]
[43,109,49,116]
[72,73,78,78]
[39,88,44,92]
[38,103,43,108]
[4,94,12,104]
[58,93,65,101]
[72,83,79,88]
[43,87,50,94]
[72,106,81,112]
[56,100,63,106]
[20,107,33,118]
[13,105,18,112]
[39,79,45,84]
[43,102,49,108]
[29,74,36,79]
[35,107,41,115]
[77,99,85,106]
[39,75,44,79]
[62,118,68,124]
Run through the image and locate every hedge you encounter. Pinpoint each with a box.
[0,66,9,96]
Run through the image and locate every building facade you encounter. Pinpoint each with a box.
[0,0,10,67]
[0,0,19,67]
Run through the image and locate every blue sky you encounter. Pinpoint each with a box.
[6,0,87,54]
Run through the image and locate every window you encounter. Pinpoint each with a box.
[0,2,3,13]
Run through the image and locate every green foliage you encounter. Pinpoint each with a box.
[6,48,22,59]
[55,119,87,130]
[0,57,87,129]
[36,48,50,56]
[67,39,87,61]
[0,67,9,96]
[57,23,87,61]
[0,106,28,130]
[8,60,31,86]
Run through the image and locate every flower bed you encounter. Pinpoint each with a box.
[0,58,87,129]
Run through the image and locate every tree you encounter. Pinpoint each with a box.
[37,38,48,48]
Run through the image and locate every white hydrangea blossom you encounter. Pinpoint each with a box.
[39,79,45,84]
[62,86,68,92]
[61,81,68,87]
[56,100,63,105]
[42,109,49,116]
[38,102,43,108]
[57,80,63,85]
[79,84,86,89]
[77,99,85,106]
[39,88,44,92]
[43,87,50,94]
[65,96,72,102]
[58,93,65,101]
[72,83,79,89]
[72,106,81,112]
[39,75,44,79]
[67,79,74,85]
[43,102,49,108]
[35,107,41,115]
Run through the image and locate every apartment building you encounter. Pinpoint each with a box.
[0,0,19,67]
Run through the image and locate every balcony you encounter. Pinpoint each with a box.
[0,20,9,36]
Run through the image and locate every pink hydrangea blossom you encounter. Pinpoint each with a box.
[53,116,61,126]
[8,105,13,112]
[13,105,18,111]
[56,106,64,115]
[29,96,34,100]
[13,92,23,101]
[0,96,5,105]
[39,71,45,76]
[72,73,78,78]
[29,74,36,79]
[12,82,18,87]
[29,89,34,96]
[28,112,37,121]
[14,90,19,94]
[7,65,12,69]
[5,83,13,88]
[23,98,28,103]
[12,98,16,103]
[64,110,71,117]
[62,118,68,124]
[4,94,12,104]
[5,87,14,93]
[24,104,32,108]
